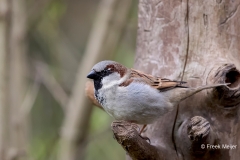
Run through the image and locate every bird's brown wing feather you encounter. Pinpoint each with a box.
[120,69,187,91]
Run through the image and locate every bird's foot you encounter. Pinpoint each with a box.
[111,121,151,143]
[139,124,150,143]
[111,120,134,130]
[139,135,151,143]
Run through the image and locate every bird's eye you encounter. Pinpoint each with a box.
[102,69,108,74]
[101,68,112,75]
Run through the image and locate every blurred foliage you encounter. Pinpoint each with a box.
[27,0,138,159]
[30,86,63,160]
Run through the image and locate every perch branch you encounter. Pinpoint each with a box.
[111,121,168,160]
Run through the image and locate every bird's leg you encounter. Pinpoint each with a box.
[140,124,147,134]
[129,122,140,132]
[138,124,150,143]
[112,121,150,142]
[111,120,141,133]
[129,123,150,142]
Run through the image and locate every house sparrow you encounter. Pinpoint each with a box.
[87,60,228,129]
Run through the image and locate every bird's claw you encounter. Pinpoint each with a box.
[139,134,151,143]
[111,120,151,143]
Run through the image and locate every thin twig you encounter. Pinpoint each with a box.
[20,75,40,119]
[35,61,69,112]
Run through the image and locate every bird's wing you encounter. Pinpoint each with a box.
[119,69,187,92]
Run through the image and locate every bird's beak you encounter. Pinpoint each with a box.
[87,70,98,79]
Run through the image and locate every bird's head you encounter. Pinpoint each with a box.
[87,60,128,90]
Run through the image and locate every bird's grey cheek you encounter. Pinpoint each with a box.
[101,72,121,85]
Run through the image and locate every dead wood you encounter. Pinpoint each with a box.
[111,121,166,160]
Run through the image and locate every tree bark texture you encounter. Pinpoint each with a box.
[113,0,240,160]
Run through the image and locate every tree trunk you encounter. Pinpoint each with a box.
[112,0,240,159]
[0,0,9,159]
[8,0,28,159]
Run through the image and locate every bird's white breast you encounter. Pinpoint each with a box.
[96,77,174,124]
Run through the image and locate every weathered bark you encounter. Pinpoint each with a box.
[112,0,240,159]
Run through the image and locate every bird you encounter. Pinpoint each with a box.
[87,60,228,134]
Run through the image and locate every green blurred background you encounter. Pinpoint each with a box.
[0,0,138,160]
[24,0,137,160]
